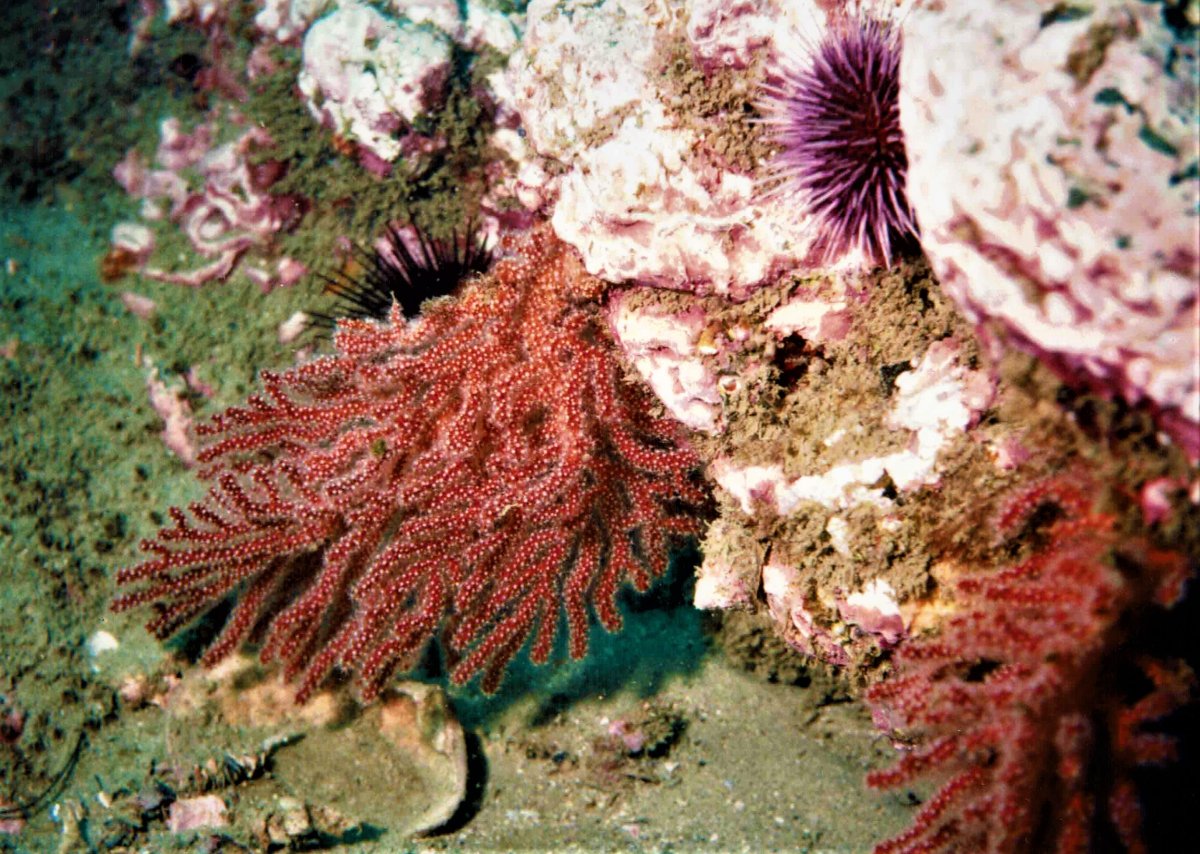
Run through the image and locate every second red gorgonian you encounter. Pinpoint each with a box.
[865,473,1193,853]
[113,225,708,700]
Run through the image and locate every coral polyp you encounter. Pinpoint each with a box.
[761,13,916,264]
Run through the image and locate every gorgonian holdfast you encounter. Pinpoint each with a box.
[760,10,917,264]
[113,224,709,700]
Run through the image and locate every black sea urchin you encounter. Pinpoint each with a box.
[316,221,492,325]
[762,14,916,264]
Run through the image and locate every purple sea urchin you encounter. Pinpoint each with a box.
[762,13,916,264]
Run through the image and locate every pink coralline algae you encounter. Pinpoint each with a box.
[111,115,306,290]
[254,0,329,44]
[295,0,519,170]
[297,1,453,168]
[686,0,779,73]
[144,366,199,468]
[710,336,994,516]
[494,0,829,296]
[763,563,906,665]
[866,474,1193,853]
[165,794,229,833]
[606,292,724,436]
[113,226,707,699]
[900,0,1200,459]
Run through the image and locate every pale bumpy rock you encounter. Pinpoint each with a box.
[606,293,724,435]
[497,0,834,297]
[298,1,520,164]
[255,0,329,42]
[900,0,1200,459]
[298,1,453,163]
[762,566,906,664]
[710,337,994,515]
[165,0,231,25]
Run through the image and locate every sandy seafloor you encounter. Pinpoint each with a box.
[0,3,916,852]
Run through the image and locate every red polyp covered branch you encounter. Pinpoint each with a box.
[114,225,708,702]
[865,472,1193,853]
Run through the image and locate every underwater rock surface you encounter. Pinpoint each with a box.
[0,1,1195,852]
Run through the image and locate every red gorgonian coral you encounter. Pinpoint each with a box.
[113,225,708,700]
[865,473,1193,854]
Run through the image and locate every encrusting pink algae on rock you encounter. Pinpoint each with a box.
[899,0,1199,460]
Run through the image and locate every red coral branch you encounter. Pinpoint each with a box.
[866,473,1193,853]
[114,225,708,700]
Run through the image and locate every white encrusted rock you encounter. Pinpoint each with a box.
[901,0,1200,458]
[607,292,724,435]
[254,0,328,42]
[497,0,827,296]
[298,0,452,163]
[686,0,781,73]
[712,337,993,513]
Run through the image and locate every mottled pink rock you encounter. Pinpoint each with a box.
[111,222,156,263]
[184,366,217,399]
[607,719,647,754]
[607,291,723,434]
[158,117,215,173]
[165,0,230,26]
[901,0,1199,459]
[712,337,994,514]
[763,287,854,344]
[693,518,763,610]
[298,1,452,164]
[0,815,22,836]
[276,256,308,287]
[145,367,197,467]
[884,338,995,490]
[119,292,158,320]
[496,0,832,296]
[693,555,757,610]
[836,579,905,648]
[114,116,301,289]
[762,561,851,665]
[254,0,327,43]
[246,42,281,79]
[243,256,308,294]
[1140,476,1187,526]
[460,0,522,53]
[277,310,311,345]
[394,0,462,35]
[989,433,1034,473]
[166,794,228,833]
[686,0,776,72]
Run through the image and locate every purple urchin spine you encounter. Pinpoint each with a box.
[764,14,917,264]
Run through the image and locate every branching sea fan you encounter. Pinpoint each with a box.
[761,10,916,263]
[866,474,1193,853]
[113,225,708,700]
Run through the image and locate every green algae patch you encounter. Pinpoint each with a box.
[241,46,505,263]
[657,34,775,175]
